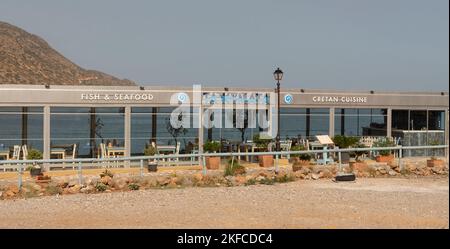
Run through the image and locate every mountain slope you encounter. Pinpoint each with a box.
[0,21,135,86]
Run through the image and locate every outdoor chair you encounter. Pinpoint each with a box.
[21,144,28,160]
[12,145,21,160]
[280,140,292,159]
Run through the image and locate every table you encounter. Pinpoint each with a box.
[0,149,9,160]
[310,142,333,165]
[107,147,125,157]
[156,145,177,162]
[50,148,66,159]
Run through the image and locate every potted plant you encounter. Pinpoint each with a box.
[203,140,222,169]
[144,145,158,172]
[332,135,359,164]
[26,149,43,177]
[253,134,274,168]
[373,138,396,163]
[291,145,312,172]
[427,140,444,168]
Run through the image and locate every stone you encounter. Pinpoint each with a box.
[311,173,320,180]
[320,169,333,178]
[255,176,266,182]
[4,190,15,197]
[156,176,170,186]
[235,175,247,185]
[68,185,81,194]
[111,178,127,190]
[432,166,443,174]
[80,186,94,194]
[100,176,112,185]
[68,179,78,187]
[7,185,19,194]
[193,173,203,182]
[388,170,397,176]
[31,184,42,192]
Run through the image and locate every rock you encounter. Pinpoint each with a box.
[193,173,203,182]
[311,173,320,180]
[167,182,177,188]
[68,179,78,187]
[68,185,81,194]
[406,164,417,172]
[80,186,94,194]
[432,166,443,174]
[111,178,127,190]
[180,177,193,187]
[31,184,42,192]
[4,190,15,197]
[255,176,266,182]
[388,170,397,176]
[235,175,247,185]
[156,176,170,186]
[7,185,19,194]
[320,169,333,178]
[100,176,112,185]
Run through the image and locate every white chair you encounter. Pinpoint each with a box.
[70,144,77,169]
[12,145,21,160]
[170,141,181,164]
[21,145,28,160]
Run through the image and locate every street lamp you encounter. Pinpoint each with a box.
[273,67,283,152]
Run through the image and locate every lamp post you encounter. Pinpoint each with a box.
[273,67,283,152]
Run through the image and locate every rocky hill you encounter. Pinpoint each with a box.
[0,21,135,86]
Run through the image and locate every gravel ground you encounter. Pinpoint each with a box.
[0,177,448,228]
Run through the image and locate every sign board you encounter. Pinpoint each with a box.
[315,135,334,145]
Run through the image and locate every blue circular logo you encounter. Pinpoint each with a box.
[284,94,293,104]
[177,92,188,103]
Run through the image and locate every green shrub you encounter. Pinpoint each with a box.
[100,169,114,178]
[128,183,140,190]
[291,145,312,161]
[95,182,107,192]
[245,178,257,186]
[224,158,246,176]
[333,135,359,148]
[143,145,157,156]
[252,134,272,151]
[203,140,221,153]
[27,149,43,160]
[372,138,396,156]
[350,142,367,161]
[275,174,295,183]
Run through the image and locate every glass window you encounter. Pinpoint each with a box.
[51,107,124,158]
[428,111,445,130]
[280,108,329,140]
[131,107,197,156]
[0,107,44,156]
[335,108,387,136]
[410,110,427,130]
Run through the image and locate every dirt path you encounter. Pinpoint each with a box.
[0,177,448,228]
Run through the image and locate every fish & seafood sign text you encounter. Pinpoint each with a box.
[80,93,154,101]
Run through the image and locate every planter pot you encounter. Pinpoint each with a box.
[205,156,221,170]
[376,154,394,163]
[147,161,158,172]
[30,168,42,177]
[258,155,274,168]
[427,159,444,168]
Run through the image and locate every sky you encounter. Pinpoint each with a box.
[1,0,448,91]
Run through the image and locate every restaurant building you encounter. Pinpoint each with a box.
[0,84,448,160]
